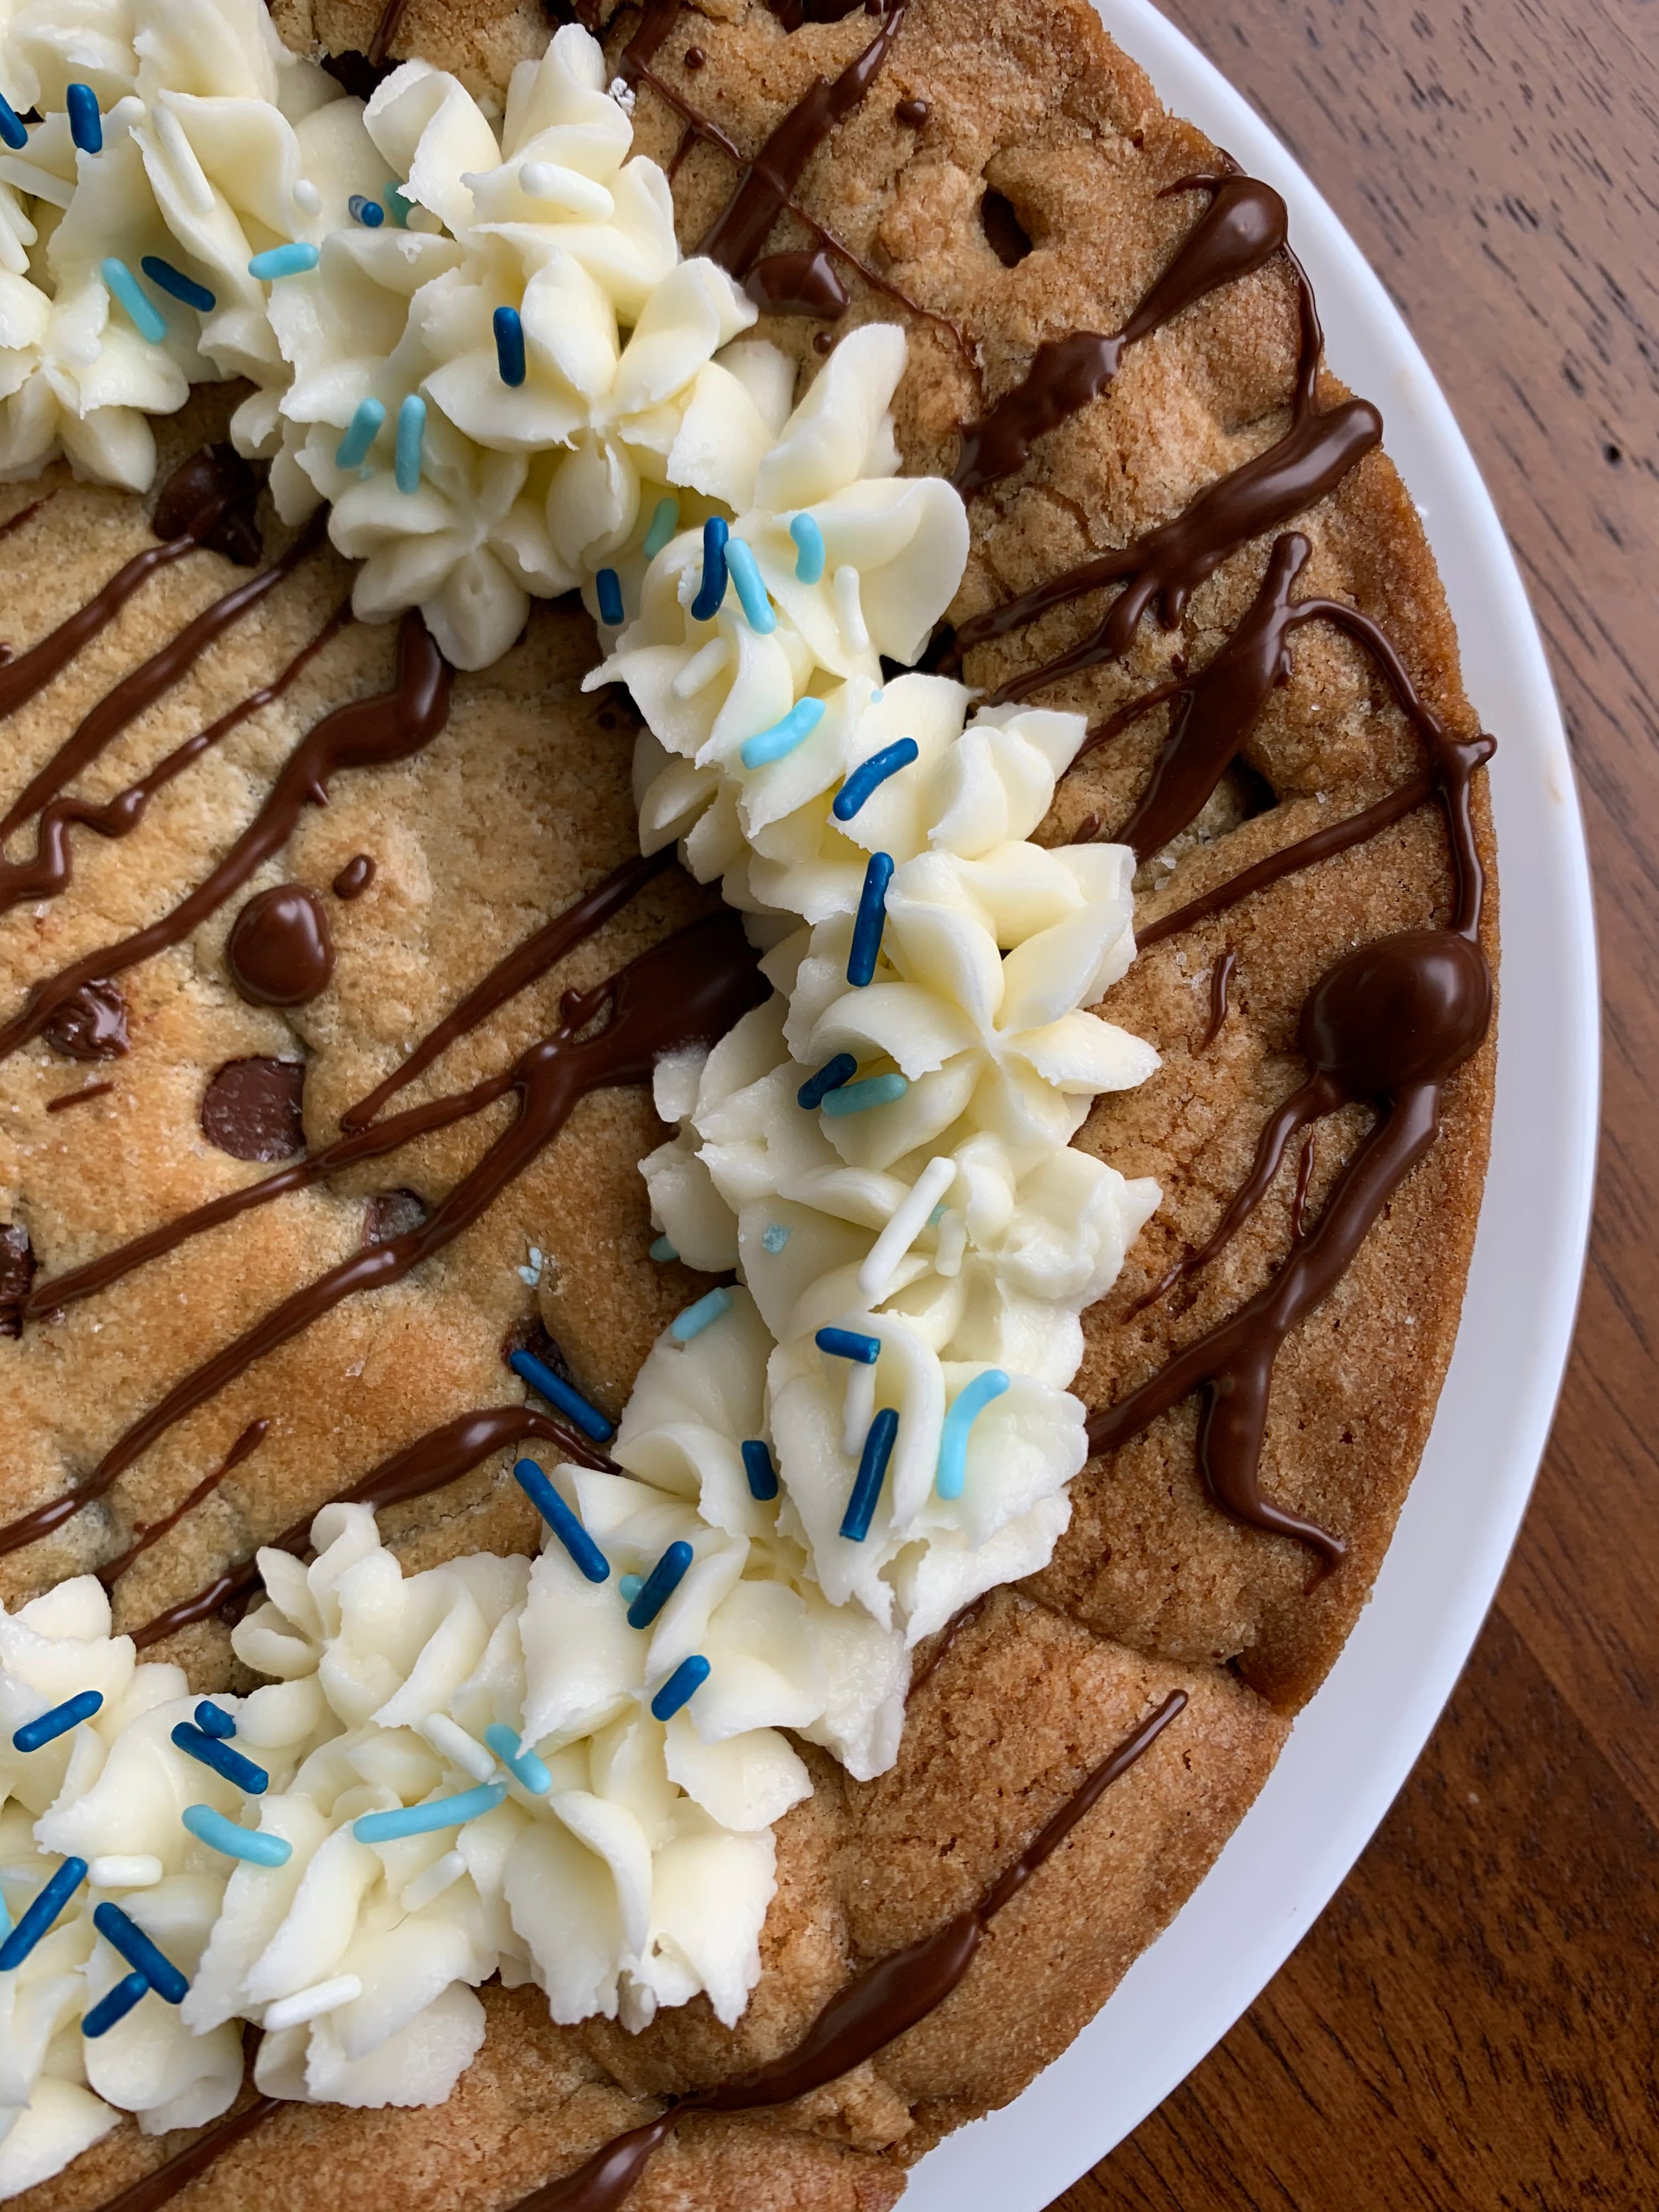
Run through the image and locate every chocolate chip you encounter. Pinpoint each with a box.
[43,980,129,1060]
[363,1189,430,1246]
[201,1058,306,1163]
[152,443,262,567]
[0,1222,35,1338]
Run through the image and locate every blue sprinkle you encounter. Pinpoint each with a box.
[493,303,526,387]
[847,851,894,987]
[670,1286,732,1342]
[595,567,624,626]
[0,1858,87,1969]
[619,1572,644,1603]
[816,1325,882,1365]
[840,1406,898,1542]
[833,738,920,822]
[101,258,166,345]
[514,1459,610,1583]
[650,1655,710,1722]
[649,1234,679,1262]
[927,1202,947,1226]
[193,1701,235,1740]
[249,242,320,281]
[741,1439,780,1500]
[725,540,775,633]
[935,1369,1011,1501]
[395,393,426,494]
[141,256,216,313]
[83,1970,150,2039]
[385,183,413,227]
[66,84,101,155]
[353,1780,507,1844]
[349,193,386,228]
[789,513,826,584]
[740,696,825,771]
[509,1348,614,1443]
[93,1903,188,2004]
[180,1806,291,1866]
[761,1222,792,1254]
[335,396,385,471]
[642,496,679,558]
[690,516,729,622]
[797,1052,856,1109]
[171,1723,268,1795]
[822,1072,909,1118]
[483,1723,552,1795]
[0,94,26,151]
[12,1690,102,1753]
[628,1539,693,1629]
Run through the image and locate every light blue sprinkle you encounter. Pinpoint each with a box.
[0,94,26,151]
[353,1780,507,1844]
[724,539,775,634]
[833,738,920,822]
[789,513,826,584]
[509,1348,614,1443]
[385,183,412,227]
[690,516,729,622]
[619,1572,644,1604]
[101,258,166,345]
[66,84,101,155]
[514,1459,610,1583]
[83,1970,149,2038]
[12,1689,101,1753]
[642,496,679,558]
[847,850,894,987]
[181,1806,291,1866]
[0,1858,87,1969]
[649,1234,679,1263]
[741,1440,779,1500]
[193,1701,235,1740]
[935,1369,1011,1501]
[335,396,386,471]
[249,242,320,281]
[650,1655,710,1722]
[670,1286,732,1342]
[821,1072,909,1118]
[815,1326,880,1365]
[627,1540,693,1629]
[596,567,624,626]
[741,696,825,770]
[927,1202,947,1226]
[349,193,385,228]
[840,1407,898,1542]
[761,1221,792,1254]
[395,393,426,494]
[93,1903,187,2004]
[170,1724,267,1795]
[483,1723,552,1795]
[494,303,526,387]
[141,256,216,313]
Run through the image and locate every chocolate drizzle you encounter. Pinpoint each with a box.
[952,175,1289,497]
[227,885,336,1008]
[0,613,449,1064]
[92,2096,281,2212]
[511,1691,1187,2211]
[321,0,410,98]
[0,445,259,737]
[1200,947,1236,1050]
[47,1080,114,1113]
[97,1419,270,1596]
[744,246,850,319]
[43,979,129,1060]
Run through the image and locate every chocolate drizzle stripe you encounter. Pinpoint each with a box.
[93,2097,281,2212]
[1200,947,1235,1050]
[0,493,53,544]
[0,518,325,860]
[0,612,447,1065]
[511,1691,1187,2212]
[47,1080,114,1113]
[130,1404,615,1649]
[97,1418,270,1594]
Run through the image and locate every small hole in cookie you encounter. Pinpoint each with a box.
[1229,759,1278,823]
[1604,442,1623,464]
[979,189,1033,267]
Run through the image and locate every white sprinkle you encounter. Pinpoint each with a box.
[857,1156,956,1303]
[292,178,323,216]
[672,635,731,699]
[935,1208,968,1278]
[400,1848,467,1914]
[518,160,614,220]
[608,75,636,114]
[417,1713,497,1785]
[263,1973,363,2033]
[841,1357,877,1459]
[88,1854,163,1889]
[152,102,215,213]
[833,566,869,654]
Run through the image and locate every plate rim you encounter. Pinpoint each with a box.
[903,1,1600,2204]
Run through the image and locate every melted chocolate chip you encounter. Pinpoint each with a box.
[0,1222,35,1338]
[201,1058,306,1164]
[43,980,128,1060]
[744,246,851,318]
[364,1189,430,1246]
[227,885,335,1008]
[332,854,376,900]
[979,188,1034,267]
[151,444,262,568]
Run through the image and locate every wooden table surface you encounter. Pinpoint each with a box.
[1053,2,1658,2205]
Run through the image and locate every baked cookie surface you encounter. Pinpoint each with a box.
[0,2,1493,2207]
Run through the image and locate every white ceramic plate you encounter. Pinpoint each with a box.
[905,2,1600,2204]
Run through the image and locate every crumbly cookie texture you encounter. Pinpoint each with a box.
[1,0,1493,2204]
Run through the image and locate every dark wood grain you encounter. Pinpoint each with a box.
[1054,1,1656,2202]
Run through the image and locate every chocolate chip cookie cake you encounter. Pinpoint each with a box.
[0,1,1496,2205]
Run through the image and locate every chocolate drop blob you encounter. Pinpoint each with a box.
[43,979,129,1060]
[227,885,336,1008]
